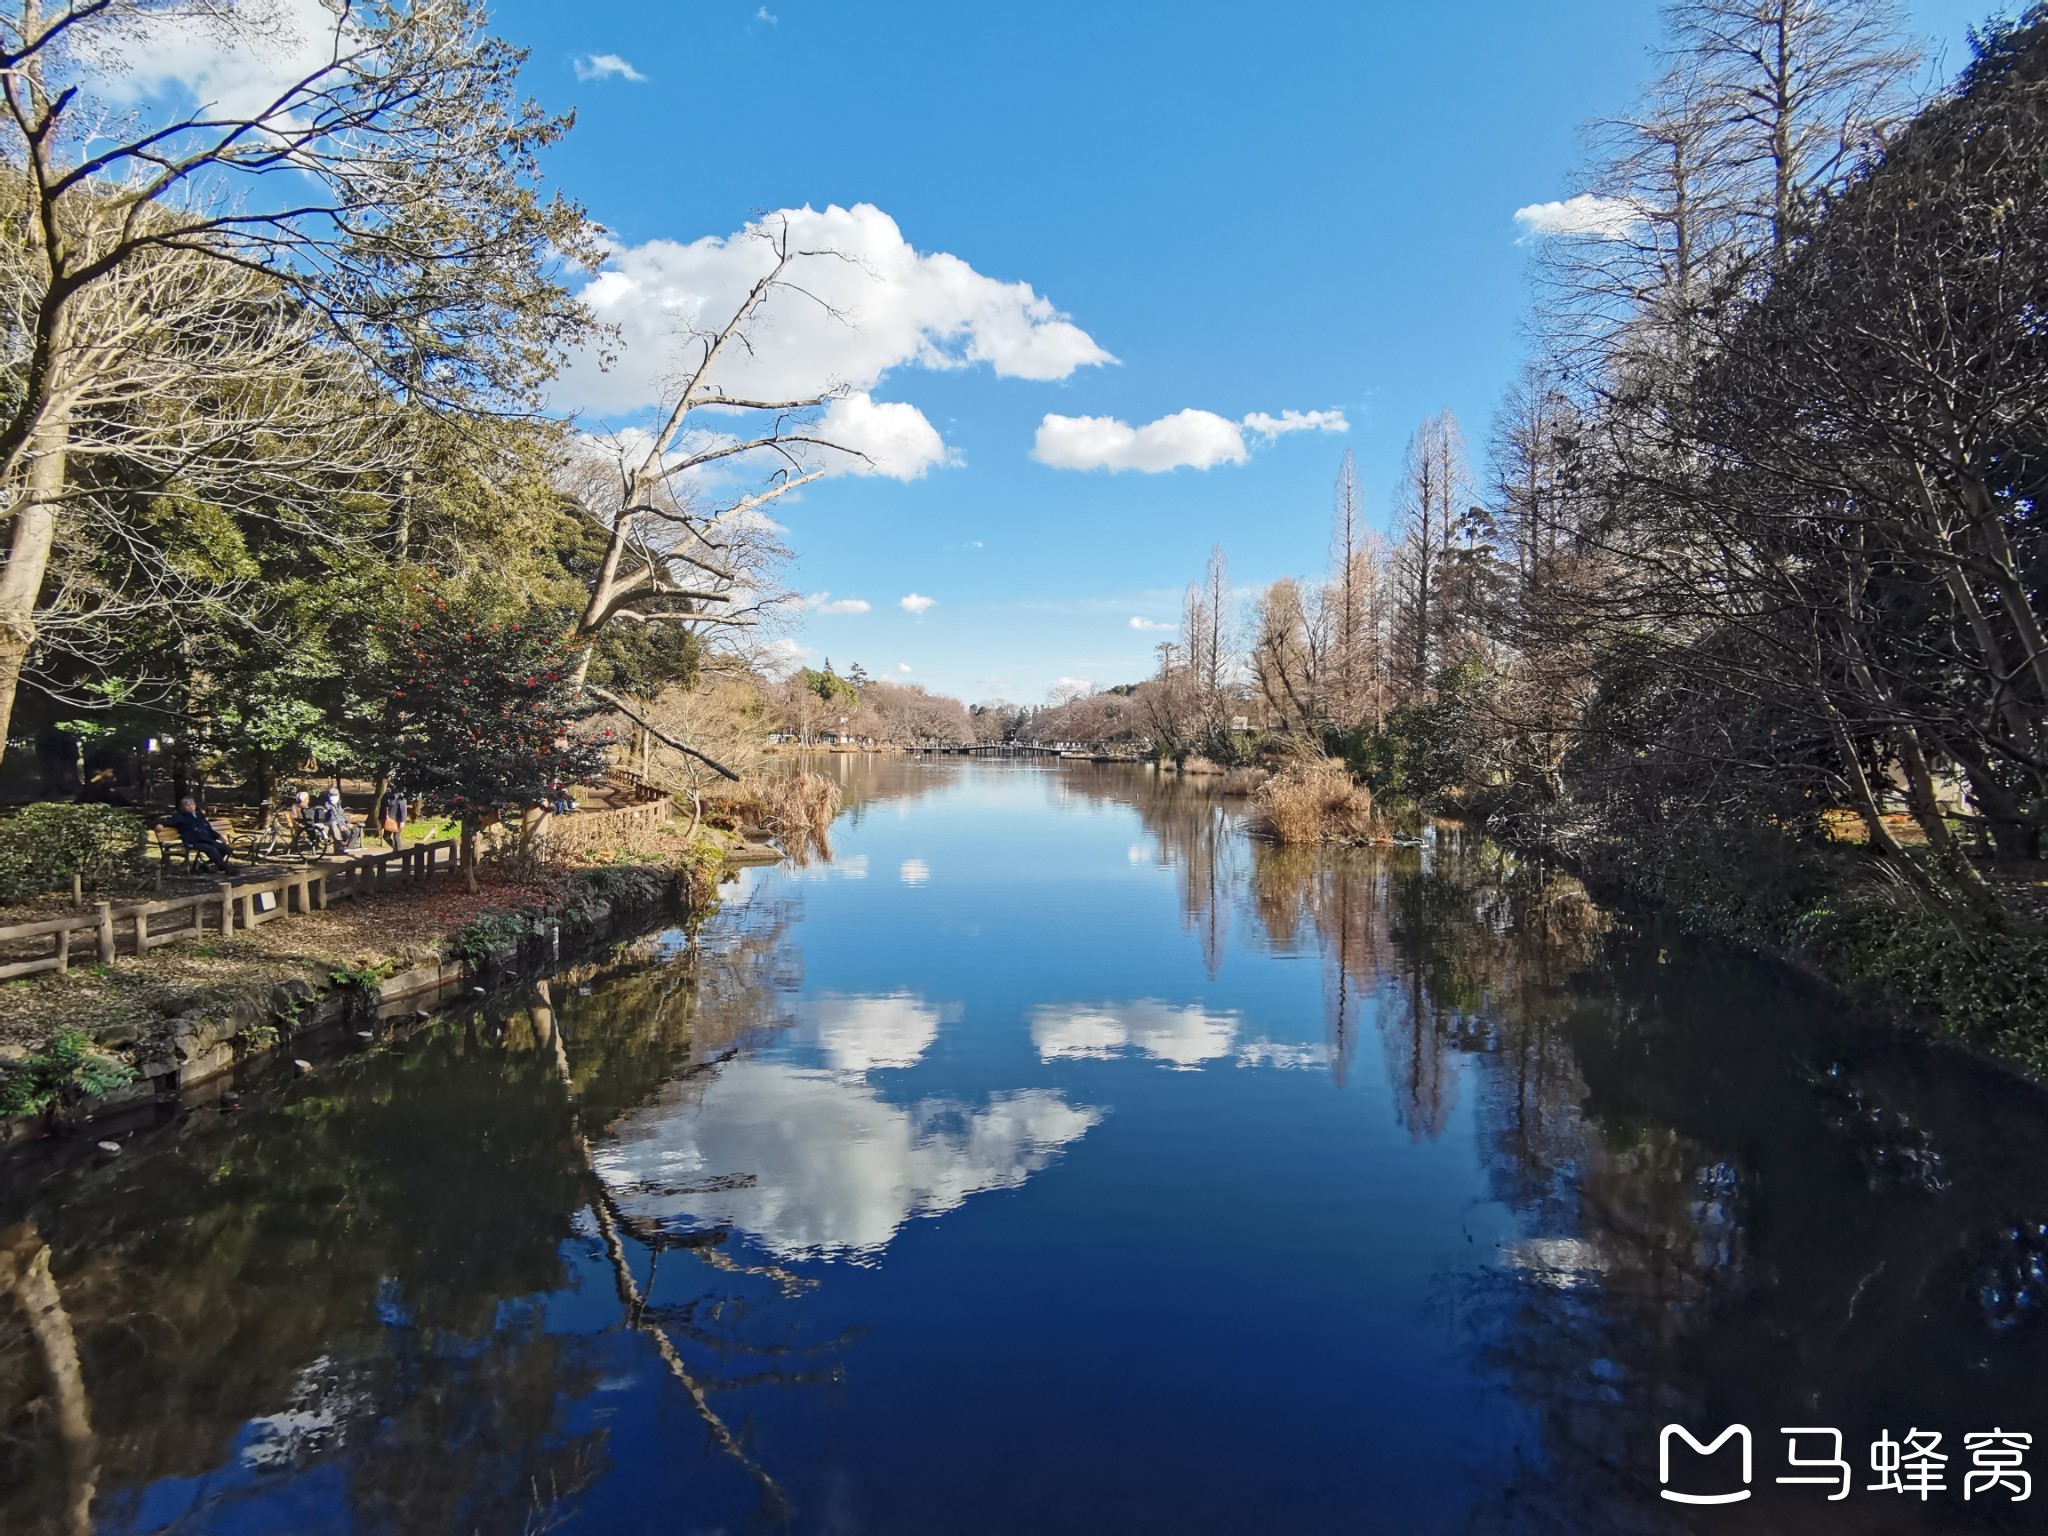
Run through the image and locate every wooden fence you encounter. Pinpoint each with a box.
[527,797,672,861]
[0,837,461,981]
[0,796,684,983]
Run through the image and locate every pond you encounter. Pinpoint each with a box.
[5,757,2048,1535]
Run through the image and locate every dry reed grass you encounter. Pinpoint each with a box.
[1252,759,1377,845]
[707,771,839,865]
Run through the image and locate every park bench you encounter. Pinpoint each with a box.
[151,816,238,869]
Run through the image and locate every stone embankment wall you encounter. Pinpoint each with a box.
[1,868,687,1150]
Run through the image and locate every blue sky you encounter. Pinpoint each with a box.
[501,0,1994,705]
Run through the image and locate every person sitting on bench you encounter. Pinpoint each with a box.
[164,796,233,872]
[314,787,363,852]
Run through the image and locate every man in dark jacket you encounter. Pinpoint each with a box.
[164,796,232,872]
[317,788,362,851]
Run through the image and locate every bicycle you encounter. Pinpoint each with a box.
[244,801,325,863]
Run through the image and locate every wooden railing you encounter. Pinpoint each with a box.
[0,837,461,981]
[0,796,683,983]
[604,770,671,805]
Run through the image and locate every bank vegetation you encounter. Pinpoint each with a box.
[1016,4,2048,1052]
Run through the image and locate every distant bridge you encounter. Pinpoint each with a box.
[917,743,1146,763]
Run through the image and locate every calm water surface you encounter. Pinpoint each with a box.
[7,759,2048,1535]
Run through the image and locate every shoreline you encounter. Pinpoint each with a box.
[0,821,778,1153]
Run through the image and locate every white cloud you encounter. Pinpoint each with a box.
[1129,616,1172,632]
[1031,1001,1240,1070]
[595,1062,1101,1259]
[1513,194,1640,240]
[559,203,1112,418]
[1033,409,1245,473]
[899,592,936,615]
[756,6,779,21]
[574,52,647,82]
[85,0,351,122]
[804,593,871,615]
[897,662,913,673]
[817,392,950,480]
[1050,676,1093,701]
[1243,408,1349,439]
[1034,404,1347,473]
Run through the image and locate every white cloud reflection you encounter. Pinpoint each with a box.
[1031,1003,1327,1074]
[805,991,949,1071]
[595,1062,1101,1259]
[1234,1038,1328,1070]
[1031,1000,1239,1069]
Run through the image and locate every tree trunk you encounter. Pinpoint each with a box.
[1893,728,1989,897]
[0,385,72,772]
[1818,690,1905,857]
[461,819,479,893]
[1945,737,2043,865]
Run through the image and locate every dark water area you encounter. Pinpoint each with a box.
[6,758,2048,1535]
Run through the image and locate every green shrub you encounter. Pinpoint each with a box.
[0,1030,137,1120]
[0,802,148,902]
[452,908,541,960]
[329,960,396,990]
[1583,816,2048,1048]
[1796,894,2048,1051]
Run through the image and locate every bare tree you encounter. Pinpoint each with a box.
[1325,449,1382,726]
[1665,0,1923,254]
[1198,543,1232,700]
[1250,574,1323,734]
[1391,409,1471,697]
[1536,62,1749,384]
[557,217,877,775]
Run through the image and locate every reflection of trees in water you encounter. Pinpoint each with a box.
[561,891,802,1123]
[0,892,826,1536]
[0,1016,606,1536]
[1241,824,2048,1534]
[803,761,2048,1531]
[795,751,963,836]
[1060,768,1244,977]
[1239,828,1609,1117]
[0,1224,96,1536]
[1227,828,1827,1531]
[1123,787,2048,1531]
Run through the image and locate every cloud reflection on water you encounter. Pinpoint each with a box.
[805,990,950,1071]
[597,1063,1101,1260]
[1030,1000,1327,1072]
[1031,999,1238,1068]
